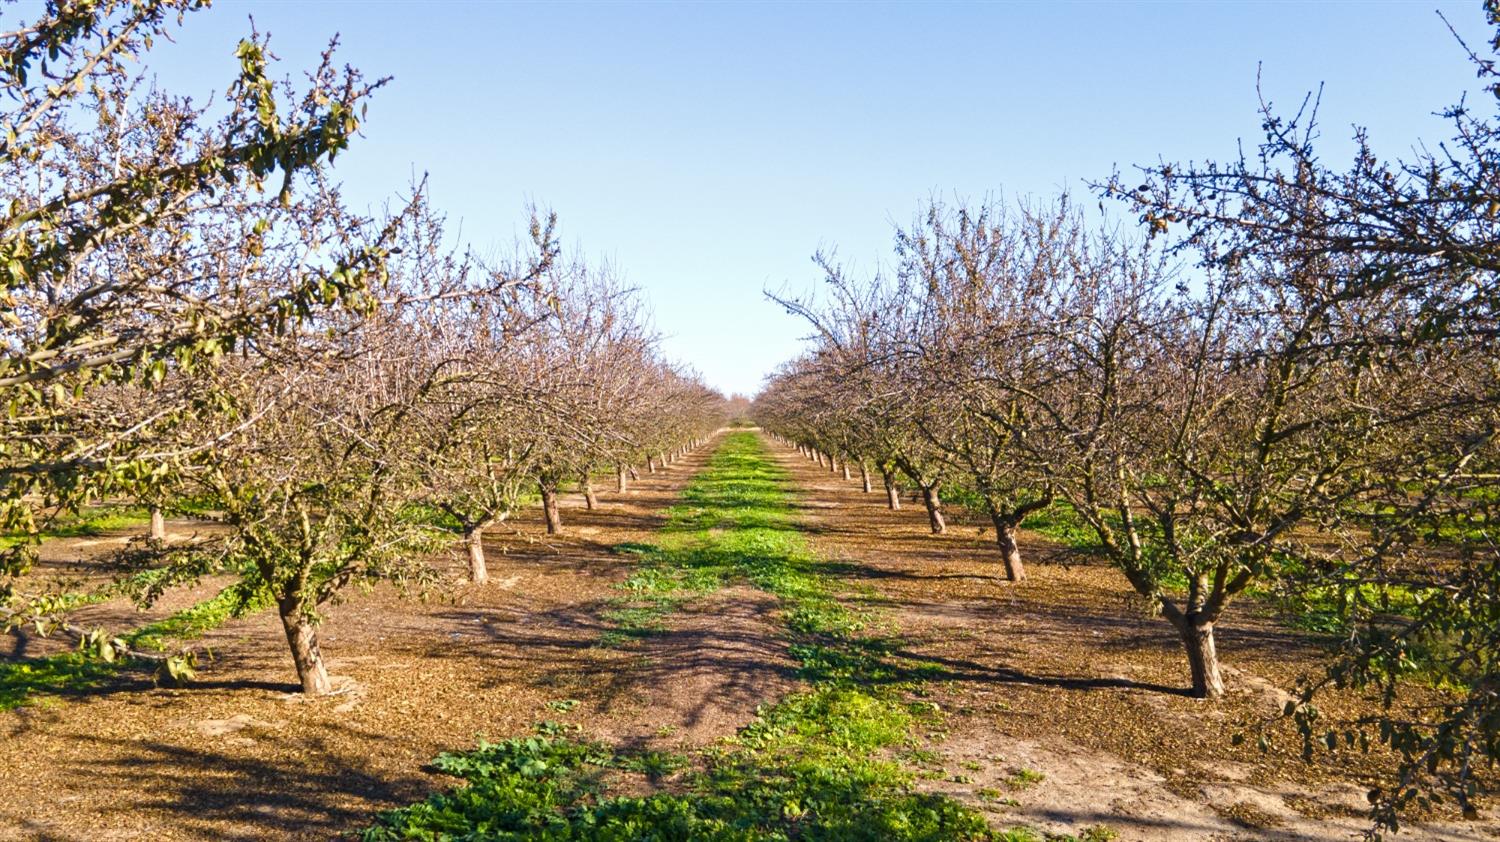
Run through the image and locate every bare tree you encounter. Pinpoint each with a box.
[0,1,409,616]
[768,253,953,531]
[390,202,557,585]
[888,199,1077,579]
[1100,6,1500,818]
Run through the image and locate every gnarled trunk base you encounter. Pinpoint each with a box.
[540,483,562,534]
[992,516,1025,581]
[1177,617,1225,698]
[279,604,331,696]
[921,485,946,534]
[465,524,489,585]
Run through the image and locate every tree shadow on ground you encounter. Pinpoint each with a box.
[425,586,801,735]
[36,729,432,841]
[887,644,1193,697]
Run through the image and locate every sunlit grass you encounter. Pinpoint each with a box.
[365,431,1001,840]
[0,504,152,549]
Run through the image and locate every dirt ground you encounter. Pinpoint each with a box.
[0,441,798,841]
[1,431,1495,841]
[767,444,1500,842]
[7,520,234,662]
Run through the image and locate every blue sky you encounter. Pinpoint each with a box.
[121,0,1493,396]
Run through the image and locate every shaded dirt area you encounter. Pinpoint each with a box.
[768,442,1500,842]
[7,519,234,661]
[589,582,801,751]
[13,432,1493,841]
[0,436,799,841]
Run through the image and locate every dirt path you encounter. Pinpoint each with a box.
[10,431,1494,841]
[590,582,800,750]
[0,435,796,841]
[766,440,1500,842]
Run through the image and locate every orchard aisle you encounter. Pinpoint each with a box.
[9,430,1496,841]
[0,439,736,841]
[764,438,1500,842]
[365,428,1001,839]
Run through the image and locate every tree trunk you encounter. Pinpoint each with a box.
[829,455,838,474]
[647,455,656,474]
[540,482,562,534]
[842,463,851,481]
[1177,617,1225,698]
[581,473,597,510]
[628,465,640,481]
[616,464,628,493]
[149,507,166,541]
[279,601,331,696]
[921,485,946,534]
[883,470,901,510]
[860,463,872,493]
[992,515,1025,581]
[659,452,669,469]
[464,522,489,585]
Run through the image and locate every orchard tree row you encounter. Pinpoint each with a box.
[0,1,727,696]
[757,4,1500,829]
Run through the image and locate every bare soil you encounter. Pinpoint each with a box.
[0,442,798,841]
[2,432,1496,841]
[8,520,233,661]
[768,444,1500,842]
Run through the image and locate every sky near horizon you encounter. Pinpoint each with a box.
[111,0,1493,396]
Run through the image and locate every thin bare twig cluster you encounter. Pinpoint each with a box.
[0,1,728,696]
[760,6,1500,826]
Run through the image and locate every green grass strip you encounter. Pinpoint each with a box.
[121,580,272,652]
[0,504,151,549]
[363,432,1003,841]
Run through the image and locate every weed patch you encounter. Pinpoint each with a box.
[365,432,1002,840]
